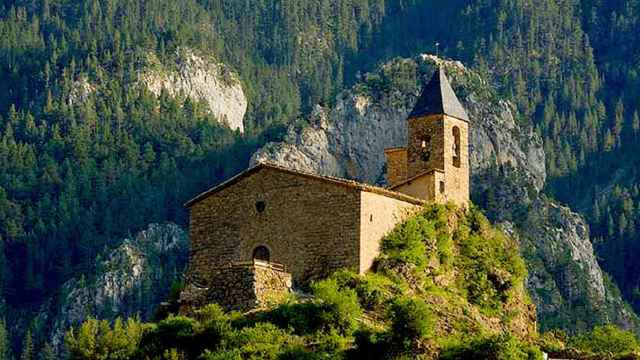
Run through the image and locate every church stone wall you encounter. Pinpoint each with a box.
[400,114,469,208]
[441,115,469,207]
[392,170,444,202]
[181,262,292,312]
[407,115,445,178]
[359,192,421,273]
[384,148,407,186]
[187,168,362,287]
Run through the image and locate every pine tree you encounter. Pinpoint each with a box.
[39,342,55,360]
[20,330,33,360]
[0,319,10,360]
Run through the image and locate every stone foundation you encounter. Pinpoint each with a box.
[180,260,292,313]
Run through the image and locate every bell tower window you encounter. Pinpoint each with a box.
[452,127,461,168]
[420,135,431,162]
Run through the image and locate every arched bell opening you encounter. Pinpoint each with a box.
[452,126,461,168]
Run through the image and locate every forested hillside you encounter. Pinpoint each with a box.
[2,0,640,357]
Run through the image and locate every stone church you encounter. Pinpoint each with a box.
[179,68,470,311]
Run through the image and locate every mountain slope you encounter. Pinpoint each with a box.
[252,55,640,333]
[65,205,542,359]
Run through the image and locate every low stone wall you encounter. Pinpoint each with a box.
[180,261,292,313]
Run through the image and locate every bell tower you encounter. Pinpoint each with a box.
[385,67,469,207]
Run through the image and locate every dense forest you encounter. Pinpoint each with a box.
[1,0,640,357]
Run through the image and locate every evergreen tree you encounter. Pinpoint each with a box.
[19,330,33,360]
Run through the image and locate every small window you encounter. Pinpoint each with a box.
[253,245,270,262]
[420,135,431,162]
[452,127,461,168]
[370,214,374,222]
[255,200,266,213]
[439,181,445,194]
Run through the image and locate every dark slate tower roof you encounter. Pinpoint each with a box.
[409,67,469,122]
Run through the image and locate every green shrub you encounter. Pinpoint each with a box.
[348,328,387,360]
[260,301,325,335]
[456,209,527,313]
[65,317,147,360]
[201,349,242,360]
[311,278,363,334]
[136,315,203,359]
[538,330,567,353]
[330,270,396,311]
[354,274,396,311]
[259,278,361,336]
[380,215,433,268]
[305,329,351,358]
[440,333,543,360]
[221,323,304,360]
[388,296,435,350]
[569,325,639,354]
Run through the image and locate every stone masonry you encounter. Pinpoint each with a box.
[180,261,292,312]
[180,67,469,312]
[180,164,421,311]
[385,68,470,208]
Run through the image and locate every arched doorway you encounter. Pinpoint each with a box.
[252,245,270,262]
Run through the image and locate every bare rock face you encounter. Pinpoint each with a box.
[251,55,639,332]
[252,56,545,192]
[140,48,247,132]
[512,199,640,332]
[67,76,96,105]
[37,223,188,352]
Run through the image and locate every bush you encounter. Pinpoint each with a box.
[311,278,363,334]
[569,325,639,354]
[348,328,387,360]
[65,318,147,360]
[330,270,396,311]
[388,296,435,350]
[538,330,567,353]
[222,323,305,360]
[259,278,362,336]
[261,301,325,335]
[136,315,203,359]
[380,215,433,268]
[456,209,527,313]
[440,333,543,360]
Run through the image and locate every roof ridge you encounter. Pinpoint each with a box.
[388,168,444,190]
[184,162,425,207]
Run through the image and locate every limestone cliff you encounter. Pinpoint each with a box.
[140,48,247,132]
[251,55,640,332]
[514,200,639,333]
[35,223,188,352]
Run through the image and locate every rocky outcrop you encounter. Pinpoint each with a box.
[252,55,545,192]
[37,223,188,352]
[514,199,640,333]
[140,48,247,132]
[251,55,640,332]
[67,77,96,105]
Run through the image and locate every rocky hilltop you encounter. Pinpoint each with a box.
[140,48,247,132]
[252,55,640,333]
[35,223,188,352]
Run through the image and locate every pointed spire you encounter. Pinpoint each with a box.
[409,67,469,122]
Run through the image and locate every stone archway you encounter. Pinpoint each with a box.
[252,245,270,262]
